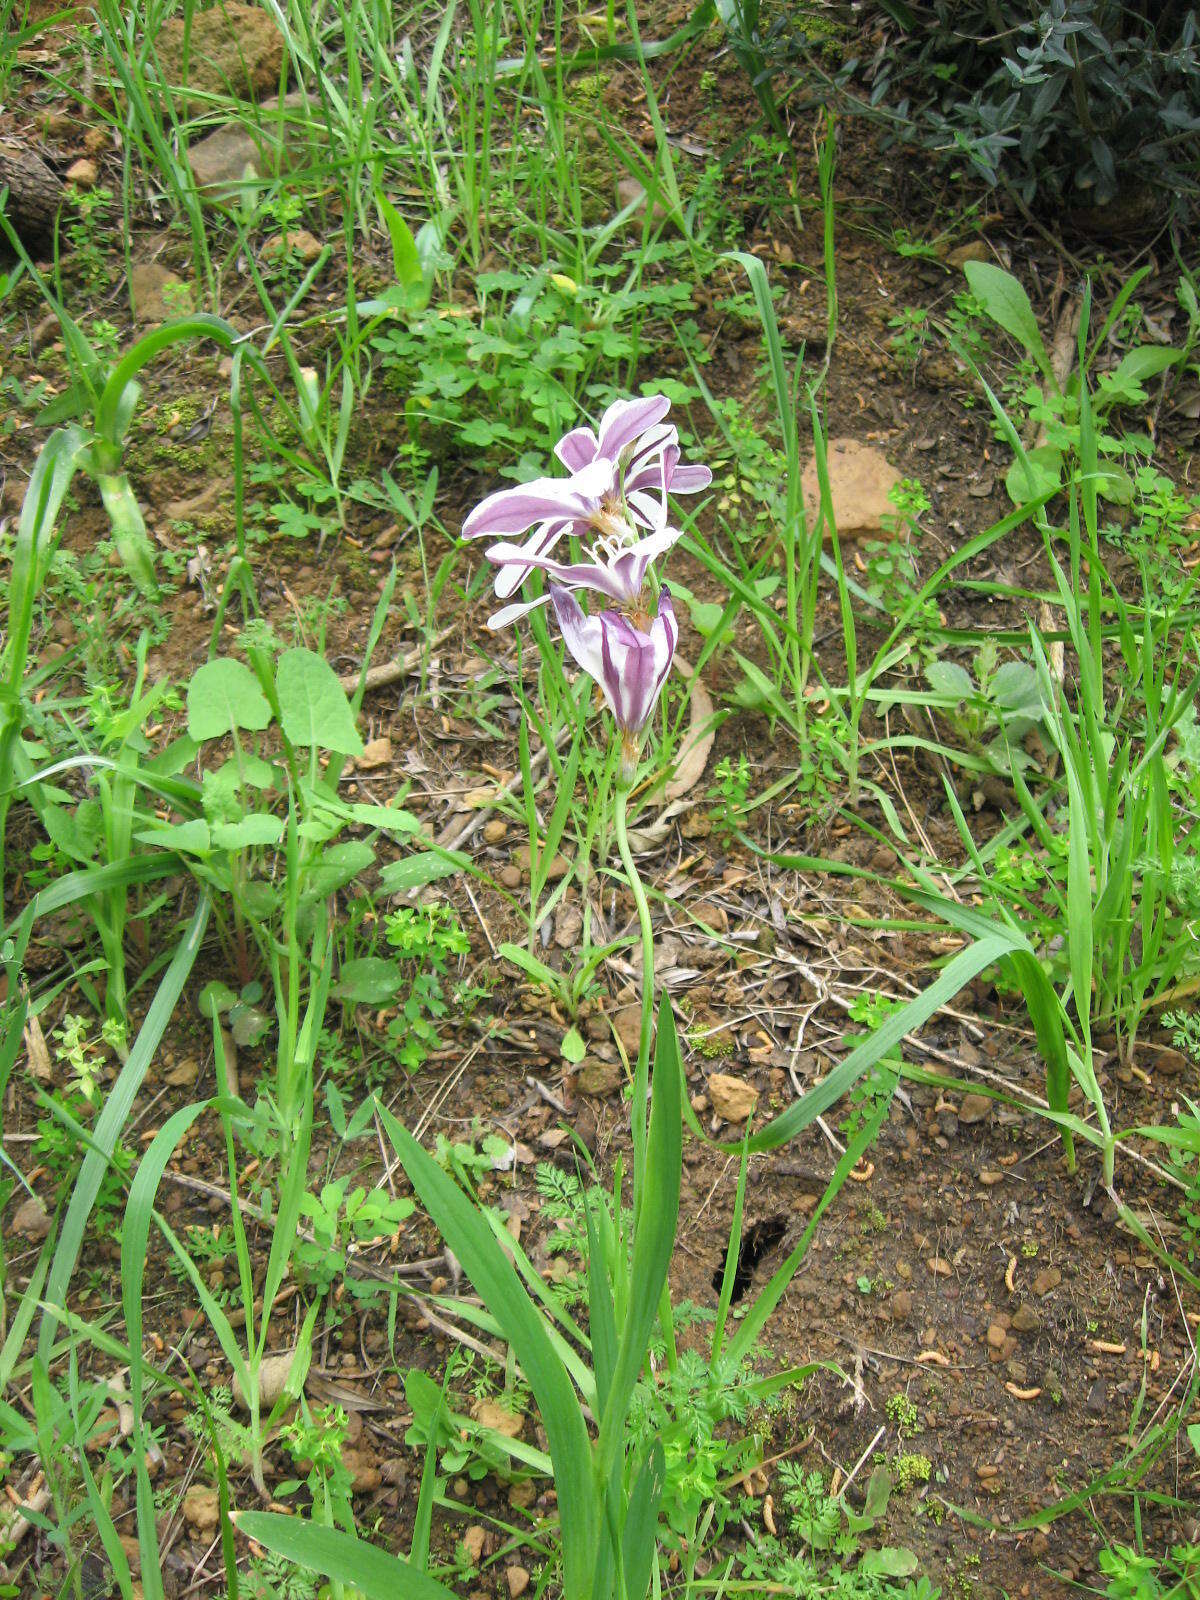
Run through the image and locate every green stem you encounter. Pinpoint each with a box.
[614,783,654,1224]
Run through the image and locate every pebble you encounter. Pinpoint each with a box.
[891,1289,912,1323]
[506,1568,530,1599]
[1031,1267,1062,1297]
[986,1322,1008,1350]
[483,819,507,845]
[1010,1303,1041,1334]
[65,157,99,188]
[499,864,522,889]
[1085,1378,1106,1415]
[958,1093,992,1124]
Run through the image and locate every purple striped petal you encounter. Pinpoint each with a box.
[554,425,598,472]
[461,458,615,540]
[551,587,678,735]
[595,395,672,461]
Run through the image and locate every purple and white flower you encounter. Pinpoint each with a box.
[484,520,679,630]
[550,586,678,745]
[462,395,709,618]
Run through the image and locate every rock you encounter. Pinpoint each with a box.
[162,1056,200,1088]
[182,1485,219,1531]
[612,1004,643,1058]
[957,1093,991,1125]
[506,1568,530,1599]
[986,1322,1008,1350]
[499,864,521,890]
[615,176,672,227]
[262,228,323,264]
[462,1526,486,1564]
[1031,1267,1062,1298]
[232,1349,297,1412]
[946,240,989,268]
[576,1057,622,1097]
[129,261,193,325]
[471,1399,523,1439]
[1148,1046,1186,1076]
[187,91,316,196]
[342,1445,381,1492]
[801,439,901,542]
[65,157,98,188]
[12,1196,52,1241]
[482,818,507,845]
[1010,1302,1041,1334]
[514,845,568,880]
[891,1289,912,1323]
[357,736,392,770]
[707,1073,759,1124]
[1085,1377,1106,1415]
[150,4,286,115]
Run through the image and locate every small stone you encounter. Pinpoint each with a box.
[800,438,901,542]
[12,1196,51,1241]
[576,1058,622,1097]
[232,1349,296,1411]
[612,1005,643,1057]
[357,736,392,770]
[499,864,522,889]
[979,1170,1004,1186]
[945,240,989,268]
[927,1257,951,1277]
[891,1289,912,1323]
[1085,1378,1106,1415]
[342,1445,381,1492]
[505,1567,530,1599]
[483,818,507,845]
[1149,1047,1186,1076]
[707,1073,759,1124]
[1031,1267,1062,1298]
[182,1485,219,1531]
[129,262,193,325]
[65,157,98,188]
[986,1322,1008,1350]
[957,1093,991,1125]
[514,845,569,880]
[472,1399,523,1439]
[262,228,323,264]
[462,1526,486,1563]
[1010,1303,1041,1334]
[163,1056,200,1088]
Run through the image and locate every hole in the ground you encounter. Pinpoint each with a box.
[713,1214,789,1303]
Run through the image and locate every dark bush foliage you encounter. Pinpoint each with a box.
[862,0,1200,207]
[726,1,1200,211]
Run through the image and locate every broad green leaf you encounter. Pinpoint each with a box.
[596,998,681,1486]
[375,1103,597,1594]
[378,849,466,891]
[330,957,403,1004]
[236,1514,454,1600]
[275,648,363,756]
[1005,444,1063,506]
[186,659,272,742]
[964,261,1052,379]
[376,191,429,310]
[924,660,973,700]
[1105,344,1181,395]
[38,897,210,1364]
[498,942,560,990]
[211,814,284,851]
[300,839,376,900]
[134,818,212,855]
